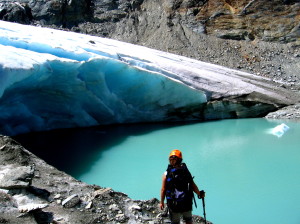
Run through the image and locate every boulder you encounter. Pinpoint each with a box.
[0,2,32,24]
[62,194,80,208]
[0,164,34,189]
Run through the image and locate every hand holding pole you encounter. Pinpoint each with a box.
[198,190,207,224]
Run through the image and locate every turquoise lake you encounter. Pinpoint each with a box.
[15,118,300,224]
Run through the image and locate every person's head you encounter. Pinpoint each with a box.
[169,149,182,166]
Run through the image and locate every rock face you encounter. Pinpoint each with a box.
[0,0,92,26]
[0,135,209,223]
[1,0,299,43]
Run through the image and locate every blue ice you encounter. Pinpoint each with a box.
[0,21,208,135]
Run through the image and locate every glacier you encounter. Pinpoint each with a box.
[0,21,298,136]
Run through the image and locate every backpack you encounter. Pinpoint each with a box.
[165,163,194,212]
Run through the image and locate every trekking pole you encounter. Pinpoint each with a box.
[202,197,207,224]
[199,190,207,224]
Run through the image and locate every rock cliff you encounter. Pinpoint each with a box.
[1,0,299,42]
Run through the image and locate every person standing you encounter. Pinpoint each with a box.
[160,149,205,224]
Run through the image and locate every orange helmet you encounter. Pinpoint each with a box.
[169,149,182,159]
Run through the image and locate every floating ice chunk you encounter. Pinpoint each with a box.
[271,123,290,137]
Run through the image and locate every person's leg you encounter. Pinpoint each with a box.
[169,210,181,224]
[182,210,193,224]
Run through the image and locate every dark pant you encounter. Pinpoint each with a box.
[169,210,193,224]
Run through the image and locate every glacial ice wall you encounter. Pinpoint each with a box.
[0,21,296,136]
[0,21,209,135]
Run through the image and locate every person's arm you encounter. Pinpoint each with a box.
[186,166,205,198]
[160,174,167,210]
[192,181,205,198]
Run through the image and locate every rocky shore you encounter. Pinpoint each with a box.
[265,103,300,120]
[0,135,210,224]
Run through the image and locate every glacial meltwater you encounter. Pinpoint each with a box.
[14,118,300,224]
